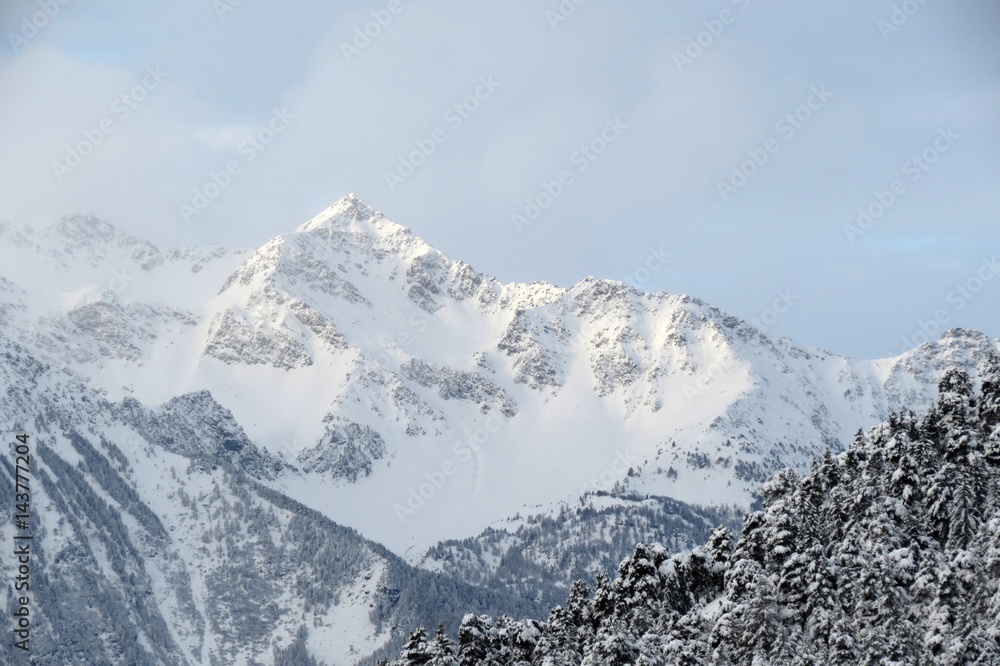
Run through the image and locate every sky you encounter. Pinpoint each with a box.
[0,0,998,360]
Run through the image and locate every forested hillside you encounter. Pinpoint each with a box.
[419,494,743,609]
[385,358,1000,665]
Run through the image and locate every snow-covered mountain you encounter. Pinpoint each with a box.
[0,329,543,665]
[0,195,996,664]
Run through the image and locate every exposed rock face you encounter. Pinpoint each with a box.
[297,420,388,481]
[114,389,288,480]
[68,299,196,361]
[497,310,571,390]
[203,306,314,369]
[401,358,517,417]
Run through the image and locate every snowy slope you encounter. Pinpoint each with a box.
[0,333,542,665]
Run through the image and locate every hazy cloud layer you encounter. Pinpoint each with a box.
[1,0,997,358]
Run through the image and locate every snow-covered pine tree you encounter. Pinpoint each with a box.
[742,563,790,663]
[499,615,542,664]
[532,604,585,666]
[800,540,841,649]
[938,369,977,454]
[612,543,664,636]
[456,615,492,666]
[396,628,432,666]
[827,616,860,665]
[531,582,594,665]
[590,572,616,630]
[428,624,459,666]
[657,605,711,666]
[581,621,640,666]
[980,354,1000,467]
[888,429,924,508]
[564,580,594,645]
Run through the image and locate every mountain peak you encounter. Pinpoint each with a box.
[23,213,166,271]
[48,213,121,245]
[296,193,379,233]
[939,327,992,344]
[292,195,445,270]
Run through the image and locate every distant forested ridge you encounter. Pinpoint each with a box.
[385,357,1000,665]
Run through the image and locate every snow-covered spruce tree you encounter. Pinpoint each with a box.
[980,353,1000,471]
[533,604,586,666]
[827,616,860,665]
[938,368,977,446]
[936,369,988,550]
[498,614,542,664]
[887,426,924,509]
[395,628,432,666]
[581,621,640,666]
[612,544,665,636]
[565,580,595,648]
[582,570,617,638]
[658,608,712,665]
[456,614,492,666]
[428,624,460,666]
[387,367,1000,664]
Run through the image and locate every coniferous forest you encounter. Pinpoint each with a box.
[384,358,1000,665]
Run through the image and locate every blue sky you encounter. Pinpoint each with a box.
[1,0,998,359]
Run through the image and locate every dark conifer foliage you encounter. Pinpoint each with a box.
[389,368,1000,664]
